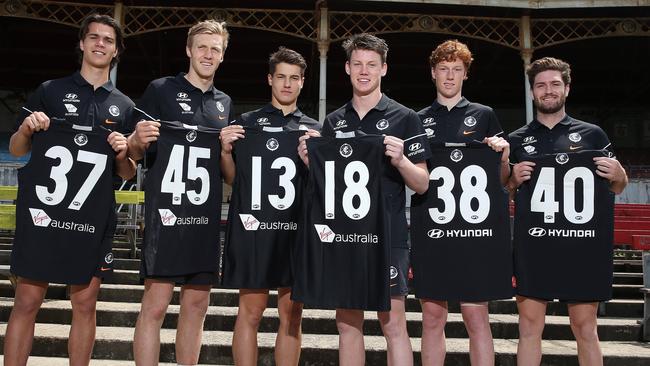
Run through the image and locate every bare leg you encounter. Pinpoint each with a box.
[175,284,211,365]
[68,276,102,366]
[3,277,48,366]
[516,296,547,366]
[419,299,448,366]
[133,279,175,366]
[336,309,365,366]
[232,289,269,366]
[568,302,602,366]
[275,287,303,366]
[460,302,494,366]
[377,296,413,366]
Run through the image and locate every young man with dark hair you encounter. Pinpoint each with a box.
[299,33,430,366]
[412,39,511,366]
[219,46,319,366]
[4,13,135,366]
[128,19,233,366]
[508,57,627,365]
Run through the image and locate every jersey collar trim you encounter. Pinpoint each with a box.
[261,103,304,118]
[72,71,114,92]
[175,72,217,95]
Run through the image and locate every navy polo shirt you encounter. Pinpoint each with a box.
[508,115,612,163]
[132,73,233,128]
[417,97,503,144]
[322,94,431,248]
[15,71,133,133]
[236,103,320,131]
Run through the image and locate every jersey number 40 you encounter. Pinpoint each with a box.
[36,146,107,210]
[530,167,594,224]
[161,145,211,205]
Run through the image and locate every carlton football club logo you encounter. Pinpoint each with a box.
[216,101,225,112]
[74,133,88,146]
[390,266,399,279]
[104,253,114,264]
[450,149,463,162]
[463,116,477,127]
[186,130,197,143]
[239,214,260,231]
[376,119,389,130]
[266,138,279,151]
[158,209,177,226]
[29,208,51,227]
[108,105,120,117]
[555,153,569,165]
[314,224,335,243]
[568,132,582,142]
[340,143,353,158]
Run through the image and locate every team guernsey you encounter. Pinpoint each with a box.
[142,121,222,277]
[509,115,616,301]
[291,134,392,311]
[411,144,513,301]
[11,123,116,284]
[222,104,319,289]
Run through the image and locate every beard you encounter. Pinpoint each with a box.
[534,94,566,114]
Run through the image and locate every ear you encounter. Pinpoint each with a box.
[267,73,273,86]
[430,67,436,81]
[299,76,305,89]
[565,83,570,97]
[345,61,351,76]
[79,40,85,52]
[186,46,191,58]
[381,63,387,77]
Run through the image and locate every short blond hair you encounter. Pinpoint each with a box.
[187,20,229,50]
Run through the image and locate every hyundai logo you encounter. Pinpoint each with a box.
[65,93,77,99]
[528,227,547,237]
[427,229,444,239]
[336,120,346,127]
[177,92,188,99]
[409,143,421,151]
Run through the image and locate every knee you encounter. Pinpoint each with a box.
[181,295,209,316]
[140,301,169,323]
[518,314,545,339]
[238,304,266,328]
[462,309,491,337]
[422,308,447,333]
[279,303,303,330]
[336,312,363,336]
[71,298,97,318]
[12,294,43,317]
[570,319,599,343]
[381,318,408,341]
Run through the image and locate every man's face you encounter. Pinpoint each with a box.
[431,59,466,100]
[79,22,117,69]
[532,70,570,114]
[186,33,224,80]
[345,49,386,97]
[268,62,304,107]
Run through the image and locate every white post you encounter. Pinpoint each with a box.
[110,1,124,87]
[317,5,329,122]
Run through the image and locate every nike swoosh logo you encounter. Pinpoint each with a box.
[100,267,111,271]
[104,119,117,124]
[569,145,582,150]
[462,130,476,135]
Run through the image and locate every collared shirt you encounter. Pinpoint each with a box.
[417,97,503,144]
[15,71,133,133]
[322,94,431,248]
[132,73,233,128]
[508,114,612,163]
[236,103,320,131]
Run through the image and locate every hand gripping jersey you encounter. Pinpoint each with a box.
[11,123,115,284]
[222,128,306,289]
[142,121,221,277]
[291,134,392,311]
[513,150,615,301]
[411,144,513,301]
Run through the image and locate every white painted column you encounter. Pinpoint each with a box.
[110,1,124,86]
[520,15,534,124]
[317,6,329,122]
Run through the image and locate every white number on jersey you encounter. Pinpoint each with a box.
[428,165,490,224]
[35,146,108,210]
[324,160,370,220]
[530,167,594,224]
[161,145,211,205]
[250,156,297,211]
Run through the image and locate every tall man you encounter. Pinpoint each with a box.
[508,57,627,365]
[127,20,233,365]
[300,33,430,366]
[4,14,135,366]
[219,47,320,366]
[413,40,511,366]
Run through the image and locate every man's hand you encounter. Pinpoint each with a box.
[219,125,245,154]
[298,129,321,166]
[108,131,129,160]
[594,156,628,194]
[384,135,406,168]
[132,120,161,149]
[19,111,50,137]
[509,161,536,187]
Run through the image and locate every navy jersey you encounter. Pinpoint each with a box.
[292,134,392,311]
[411,144,513,301]
[142,121,222,277]
[222,128,306,288]
[513,150,615,301]
[11,123,116,284]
